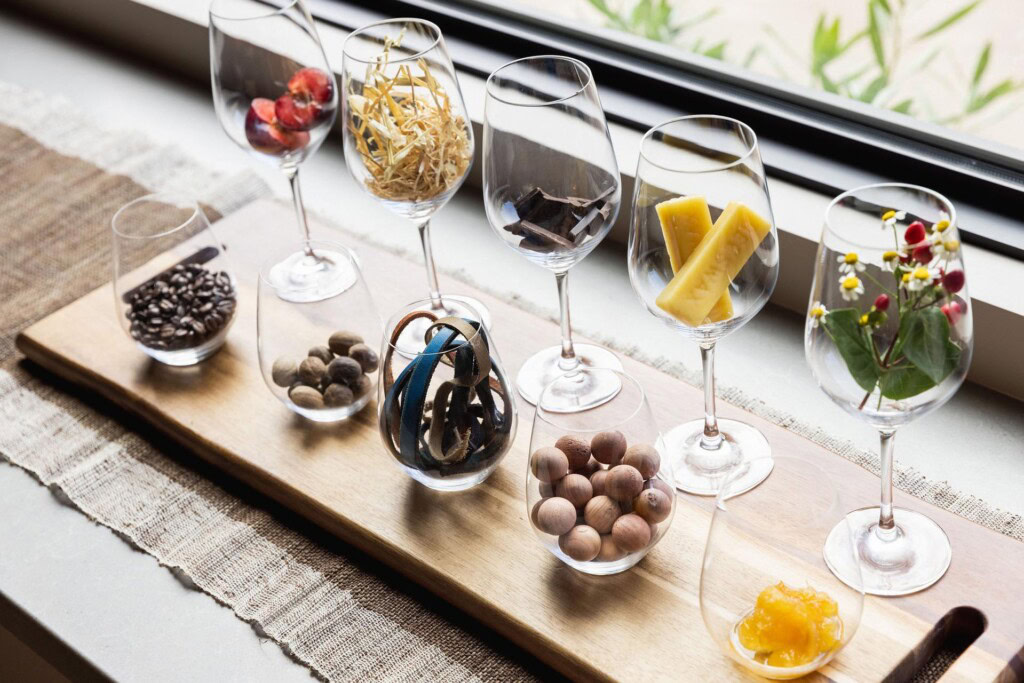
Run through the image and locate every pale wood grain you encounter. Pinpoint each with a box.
[16,200,1023,682]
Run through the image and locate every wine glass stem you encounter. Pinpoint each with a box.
[417,219,444,311]
[283,166,314,256]
[555,270,579,372]
[699,342,722,450]
[878,429,897,533]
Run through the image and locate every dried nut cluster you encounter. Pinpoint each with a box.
[530,431,672,563]
[272,330,377,411]
[126,263,236,351]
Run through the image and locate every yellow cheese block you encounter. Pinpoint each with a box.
[655,196,733,322]
[656,201,771,327]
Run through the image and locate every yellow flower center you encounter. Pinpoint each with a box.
[902,273,911,283]
[841,276,860,290]
[810,306,825,319]
[859,314,870,326]
[913,266,930,280]
[882,250,899,262]
[843,253,859,264]
[882,210,896,221]
[935,220,950,232]
[943,239,960,252]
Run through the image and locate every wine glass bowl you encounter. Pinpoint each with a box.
[527,368,674,575]
[627,116,779,496]
[700,456,863,680]
[805,183,972,596]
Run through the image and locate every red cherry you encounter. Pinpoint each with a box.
[275,94,318,131]
[912,245,933,263]
[899,252,913,264]
[288,67,333,105]
[942,269,965,293]
[267,124,310,152]
[941,301,962,325]
[873,294,890,312]
[904,222,926,245]
[245,97,285,153]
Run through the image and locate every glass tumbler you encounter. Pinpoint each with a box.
[257,240,381,422]
[112,192,236,366]
[527,368,674,575]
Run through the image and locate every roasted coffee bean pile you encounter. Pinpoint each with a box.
[126,264,236,351]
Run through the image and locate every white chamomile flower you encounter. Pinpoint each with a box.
[882,209,907,230]
[881,250,900,272]
[809,302,828,328]
[837,252,866,274]
[838,275,865,301]
[904,266,937,291]
[934,238,961,265]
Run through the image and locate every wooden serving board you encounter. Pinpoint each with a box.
[16,200,1024,682]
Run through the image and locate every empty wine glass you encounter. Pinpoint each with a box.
[257,240,381,422]
[700,456,863,679]
[342,18,490,341]
[112,192,237,366]
[483,55,623,412]
[628,116,779,496]
[210,0,352,302]
[805,183,972,596]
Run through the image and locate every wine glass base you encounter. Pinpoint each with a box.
[268,248,357,302]
[665,418,773,496]
[824,506,951,596]
[516,345,623,412]
[393,295,493,356]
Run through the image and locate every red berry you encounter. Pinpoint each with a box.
[275,93,318,131]
[873,294,890,311]
[904,222,926,245]
[941,302,962,325]
[912,245,933,264]
[288,67,333,105]
[899,252,913,264]
[942,269,965,293]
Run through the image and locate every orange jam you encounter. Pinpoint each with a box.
[736,582,842,668]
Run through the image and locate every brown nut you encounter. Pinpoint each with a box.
[597,534,626,562]
[622,443,661,479]
[555,473,593,508]
[612,513,652,553]
[555,435,591,471]
[633,488,671,524]
[327,356,362,385]
[589,468,609,496]
[534,497,577,536]
[328,330,362,356]
[591,430,627,465]
[289,384,324,410]
[530,446,569,483]
[271,357,298,387]
[538,481,555,499]
[352,373,374,397]
[606,465,644,501]
[298,356,327,386]
[348,343,379,373]
[323,383,355,408]
[558,525,601,562]
[583,495,621,534]
[308,345,333,365]
[577,457,602,478]
[645,477,674,500]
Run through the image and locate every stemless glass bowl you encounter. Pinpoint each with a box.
[112,192,236,366]
[527,368,674,575]
[257,241,381,422]
[377,299,516,490]
[700,456,863,679]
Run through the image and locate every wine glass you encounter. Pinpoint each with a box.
[112,192,236,366]
[377,299,516,491]
[483,55,623,412]
[527,367,674,575]
[700,456,863,679]
[210,0,352,303]
[805,183,972,596]
[257,240,381,422]
[627,116,779,496]
[341,19,490,341]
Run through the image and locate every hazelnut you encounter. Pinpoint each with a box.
[597,534,626,562]
[555,474,593,508]
[606,465,644,501]
[535,497,577,536]
[583,495,621,534]
[327,356,362,386]
[555,435,591,471]
[612,513,651,553]
[289,384,324,410]
[622,443,661,479]
[298,356,327,386]
[591,430,627,465]
[308,345,333,365]
[348,343,379,373]
[633,488,671,524]
[328,330,362,356]
[323,383,354,408]
[530,446,569,483]
[558,525,601,562]
[352,373,374,396]
[271,357,297,387]
[589,468,609,496]
[645,477,674,500]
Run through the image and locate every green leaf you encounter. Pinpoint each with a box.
[901,308,961,383]
[914,0,982,41]
[743,45,763,68]
[879,364,936,399]
[677,7,718,31]
[822,308,880,392]
[967,79,1019,113]
[868,0,886,70]
[586,0,629,30]
[972,42,992,89]
[891,98,914,114]
[859,74,888,102]
[702,41,727,60]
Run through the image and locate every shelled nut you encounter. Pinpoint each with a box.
[611,513,651,553]
[289,384,324,410]
[558,525,601,562]
[352,373,374,397]
[324,383,355,407]
[328,330,362,356]
[555,473,593,508]
[348,343,379,373]
[591,430,627,465]
[531,447,569,483]
[308,345,333,364]
[555,435,591,471]
[298,356,327,385]
[327,356,362,385]
[271,357,298,387]
[606,464,644,501]
[535,497,577,536]
[622,443,661,479]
